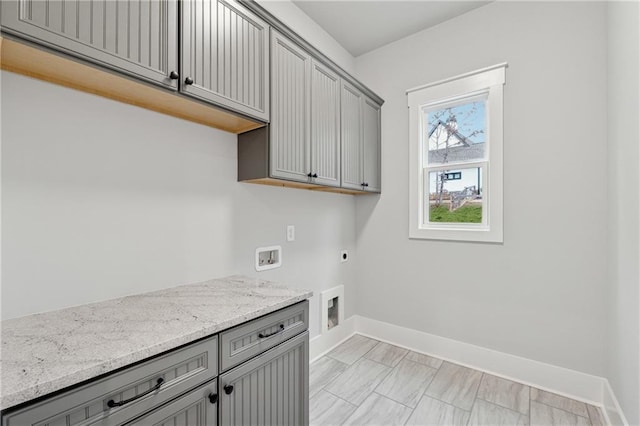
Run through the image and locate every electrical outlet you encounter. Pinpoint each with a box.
[340,250,348,262]
[286,225,295,242]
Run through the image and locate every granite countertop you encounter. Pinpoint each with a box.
[0,275,312,411]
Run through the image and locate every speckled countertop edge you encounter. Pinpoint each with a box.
[0,275,312,411]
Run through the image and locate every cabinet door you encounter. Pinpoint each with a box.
[181,0,269,121]
[341,82,364,190]
[363,96,382,193]
[0,0,178,89]
[310,61,341,187]
[127,380,217,426]
[219,332,309,426]
[270,31,312,183]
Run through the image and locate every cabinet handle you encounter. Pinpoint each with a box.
[362,182,369,187]
[224,384,234,395]
[258,324,285,338]
[208,393,218,404]
[312,173,318,178]
[184,77,194,85]
[169,71,179,80]
[107,378,164,408]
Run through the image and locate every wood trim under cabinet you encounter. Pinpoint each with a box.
[0,37,264,134]
[241,178,373,195]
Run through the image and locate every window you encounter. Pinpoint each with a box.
[407,64,506,242]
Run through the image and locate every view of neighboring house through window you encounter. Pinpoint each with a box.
[425,96,486,224]
[407,63,506,242]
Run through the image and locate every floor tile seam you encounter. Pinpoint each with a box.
[417,392,473,414]
[377,361,440,407]
[463,371,485,425]
[531,388,590,411]
[363,352,406,369]
[372,390,419,411]
[356,334,381,354]
[396,355,440,374]
[530,395,589,417]
[530,400,591,421]
[475,395,532,418]
[474,370,531,416]
[422,365,483,412]
[465,395,479,426]
[322,387,359,409]
[345,338,381,366]
[317,365,351,394]
[475,386,531,416]
[405,351,445,370]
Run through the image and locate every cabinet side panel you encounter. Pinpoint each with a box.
[341,84,363,190]
[238,126,269,181]
[363,98,382,192]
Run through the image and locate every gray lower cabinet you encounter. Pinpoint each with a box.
[1,336,218,426]
[180,0,270,121]
[219,332,309,426]
[126,380,217,426]
[0,0,179,89]
[341,81,382,193]
[1,302,310,426]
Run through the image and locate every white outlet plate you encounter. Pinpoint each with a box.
[287,225,295,242]
[340,250,348,262]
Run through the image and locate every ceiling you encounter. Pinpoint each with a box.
[292,1,491,57]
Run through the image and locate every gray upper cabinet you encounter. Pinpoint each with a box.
[340,81,382,193]
[363,96,382,192]
[310,60,341,187]
[0,0,179,89]
[341,82,364,191]
[269,31,341,187]
[180,0,270,121]
[270,30,312,182]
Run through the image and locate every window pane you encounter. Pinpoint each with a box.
[423,99,486,166]
[425,167,483,224]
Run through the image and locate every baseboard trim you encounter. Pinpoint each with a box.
[309,314,628,425]
[603,379,629,426]
[309,315,356,363]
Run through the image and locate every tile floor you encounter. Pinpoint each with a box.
[309,335,607,426]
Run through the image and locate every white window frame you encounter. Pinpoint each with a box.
[407,63,506,243]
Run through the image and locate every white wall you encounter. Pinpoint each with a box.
[607,1,640,424]
[0,71,357,339]
[354,1,609,377]
[256,0,356,75]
